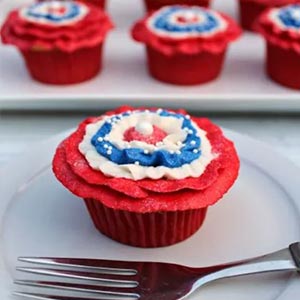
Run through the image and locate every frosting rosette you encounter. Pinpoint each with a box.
[132,5,241,55]
[1,0,113,52]
[256,4,300,53]
[53,106,240,212]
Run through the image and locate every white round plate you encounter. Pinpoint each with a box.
[0,129,300,300]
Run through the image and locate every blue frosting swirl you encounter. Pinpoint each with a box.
[151,6,221,35]
[278,5,300,29]
[91,110,202,168]
[26,1,81,23]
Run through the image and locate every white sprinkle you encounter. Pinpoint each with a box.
[190,140,196,146]
[176,150,181,155]
[186,115,191,119]
[176,141,182,146]
[107,150,112,155]
[135,121,154,136]
[145,109,150,113]
[135,161,140,165]
[184,127,189,132]
[108,146,113,150]
[144,149,149,154]
[97,137,103,142]
[170,150,175,154]
[193,149,198,154]
[157,108,163,113]
[156,141,164,147]
[188,129,193,135]
[104,144,109,149]
[104,136,109,141]
[106,119,112,124]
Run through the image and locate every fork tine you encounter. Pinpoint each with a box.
[18,258,137,275]
[14,280,139,298]
[16,268,138,288]
[13,292,113,300]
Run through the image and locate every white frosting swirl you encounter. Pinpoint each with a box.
[19,1,89,26]
[147,6,228,39]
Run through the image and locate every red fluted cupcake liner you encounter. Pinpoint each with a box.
[84,198,207,248]
[266,42,300,89]
[239,0,297,31]
[146,46,226,85]
[144,0,210,11]
[21,44,103,85]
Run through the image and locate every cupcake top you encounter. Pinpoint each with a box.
[1,0,113,52]
[53,106,240,213]
[132,5,241,55]
[79,108,215,180]
[146,6,228,39]
[256,4,300,53]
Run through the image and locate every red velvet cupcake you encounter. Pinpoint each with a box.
[132,5,241,85]
[52,106,240,248]
[238,0,297,31]
[144,0,210,12]
[1,0,113,85]
[256,4,300,89]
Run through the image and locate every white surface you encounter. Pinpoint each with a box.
[1,0,300,111]
[0,129,300,300]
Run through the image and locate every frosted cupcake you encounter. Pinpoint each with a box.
[239,0,297,31]
[132,5,241,85]
[256,4,300,89]
[144,0,210,12]
[53,106,240,248]
[1,1,113,84]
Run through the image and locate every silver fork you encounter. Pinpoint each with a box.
[14,242,300,300]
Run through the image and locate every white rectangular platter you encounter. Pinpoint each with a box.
[1,0,300,112]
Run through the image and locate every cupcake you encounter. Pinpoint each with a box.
[238,0,297,31]
[144,0,210,12]
[52,106,240,248]
[1,0,113,85]
[256,4,300,89]
[131,6,241,85]
[78,0,106,9]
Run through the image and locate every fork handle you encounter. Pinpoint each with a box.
[196,242,300,287]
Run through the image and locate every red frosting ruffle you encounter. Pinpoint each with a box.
[52,106,240,213]
[131,8,242,55]
[256,7,300,53]
[1,2,113,52]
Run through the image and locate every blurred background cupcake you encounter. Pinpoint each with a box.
[1,0,113,84]
[256,4,300,89]
[238,0,297,31]
[132,5,241,85]
[144,0,210,12]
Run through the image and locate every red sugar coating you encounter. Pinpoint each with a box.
[52,106,240,213]
[124,125,167,144]
[255,7,300,54]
